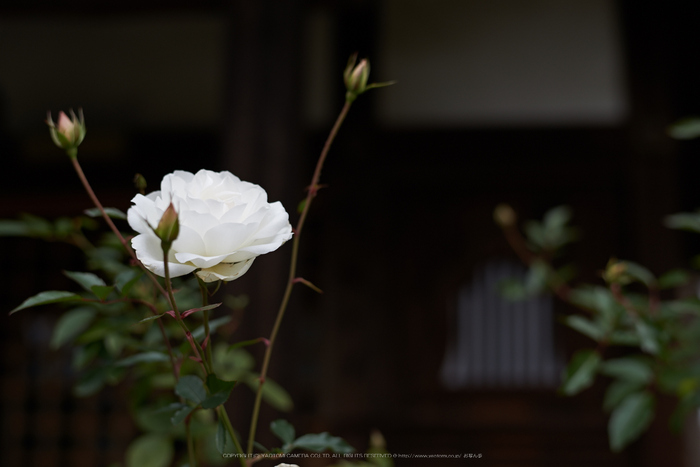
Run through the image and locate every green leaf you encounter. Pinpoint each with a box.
[563,315,604,342]
[171,404,195,425]
[290,432,355,453]
[260,378,294,412]
[561,349,601,395]
[658,269,690,289]
[19,213,53,237]
[125,433,173,467]
[202,374,237,409]
[191,315,232,341]
[50,307,95,349]
[228,338,267,351]
[10,290,82,314]
[608,330,640,346]
[599,357,653,385]
[104,333,125,357]
[608,391,655,452]
[115,269,143,295]
[543,205,572,231]
[635,320,660,355]
[623,261,656,288]
[216,418,237,454]
[115,351,171,367]
[175,375,207,404]
[569,286,621,327]
[603,380,646,412]
[524,260,549,294]
[84,207,128,220]
[138,314,166,324]
[0,220,31,236]
[271,419,296,445]
[665,211,700,233]
[667,117,700,140]
[91,285,115,301]
[64,270,106,292]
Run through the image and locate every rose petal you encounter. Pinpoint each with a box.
[131,234,197,278]
[196,258,255,283]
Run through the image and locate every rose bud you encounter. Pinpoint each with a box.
[46,109,86,158]
[493,204,517,228]
[343,53,396,102]
[344,53,370,94]
[128,169,293,282]
[153,203,180,248]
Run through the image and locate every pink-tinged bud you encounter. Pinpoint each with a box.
[493,204,517,228]
[154,203,180,248]
[343,53,396,103]
[46,108,86,158]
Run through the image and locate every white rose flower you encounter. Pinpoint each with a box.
[127,169,293,282]
[275,464,300,467]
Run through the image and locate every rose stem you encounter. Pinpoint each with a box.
[69,155,173,304]
[71,151,247,461]
[70,154,186,386]
[197,277,214,369]
[245,100,353,455]
[186,418,196,467]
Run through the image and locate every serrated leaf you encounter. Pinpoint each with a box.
[50,307,95,349]
[665,211,700,232]
[115,351,171,367]
[202,374,237,409]
[84,207,128,220]
[216,417,237,454]
[271,419,296,445]
[617,261,655,288]
[561,349,601,395]
[191,315,231,341]
[10,290,82,314]
[604,380,646,412]
[19,213,53,237]
[608,330,640,346]
[228,338,267,351]
[171,404,195,425]
[91,285,115,301]
[635,320,660,355]
[138,314,166,324]
[599,358,653,385]
[658,269,690,289]
[609,391,655,452]
[175,375,207,404]
[260,378,293,412]
[0,220,31,236]
[564,315,604,341]
[64,270,107,292]
[126,433,173,467]
[115,269,143,295]
[104,333,125,357]
[668,117,700,140]
[207,373,237,394]
[290,432,355,453]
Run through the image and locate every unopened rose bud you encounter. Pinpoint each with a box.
[603,258,631,285]
[343,53,395,102]
[133,173,148,195]
[46,109,86,158]
[344,54,370,93]
[494,204,517,228]
[154,203,180,247]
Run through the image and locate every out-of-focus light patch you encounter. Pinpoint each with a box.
[377,0,627,127]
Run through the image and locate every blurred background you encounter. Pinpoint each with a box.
[2,0,700,466]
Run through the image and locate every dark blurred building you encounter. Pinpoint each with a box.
[2,1,700,466]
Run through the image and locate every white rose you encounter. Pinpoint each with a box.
[127,169,293,282]
[275,464,300,467]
